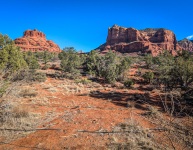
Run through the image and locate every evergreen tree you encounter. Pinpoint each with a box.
[59,47,81,78]
[144,54,153,69]
[85,50,101,76]
[85,50,131,83]
[0,34,27,74]
[23,52,40,70]
[43,51,52,64]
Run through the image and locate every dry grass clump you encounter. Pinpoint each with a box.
[145,113,193,150]
[19,88,38,98]
[108,121,165,150]
[140,102,193,150]
[12,69,46,83]
[0,81,9,98]
[75,78,92,85]
[0,101,41,142]
[143,105,161,117]
[11,106,29,118]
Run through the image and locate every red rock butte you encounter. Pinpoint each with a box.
[14,29,61,53]
[98,25,182,56]
[178,38,193,52]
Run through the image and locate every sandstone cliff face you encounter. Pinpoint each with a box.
[178,38,193,52]
[100,25,182,56]
[14,29,61,53]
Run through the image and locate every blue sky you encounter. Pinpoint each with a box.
[0,0,193,52]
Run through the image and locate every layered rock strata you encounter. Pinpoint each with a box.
[15,29,61,53]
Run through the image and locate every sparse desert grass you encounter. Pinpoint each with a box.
[144,105,161,117]
[30,97,50,106]
[47,87,58,92]
[11,106,29,118]
[75,78,92,85]
[0,81,9,97]
[19,88,38,98]
[141,105,193,150]
[108,120,165,150]
[58,83,87,94]
[0,101,41,142]
[12,70,46,83]
[1,81,38,100]
[53,78,103,94]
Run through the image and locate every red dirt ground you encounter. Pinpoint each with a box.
[0,69,191,150]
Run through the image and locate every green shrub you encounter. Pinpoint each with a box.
[0,81,9,97]
[12,70,46,82]
[59,47,81,78]
[32,72,46,82]
[75,78,92,85]
[42,64,50,70]
[153,50,193,92]
[85,50,131,84]
[142,72,154,84]
[43,51,53,64]
[84,50,101,77]
[63,71,81,80]
[0,34,27,74]
[124,79,134,88]
[50,64,57,69]
[23,51,40,70]
[144,54,153,69]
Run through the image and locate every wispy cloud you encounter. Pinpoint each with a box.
[186,35,193,40]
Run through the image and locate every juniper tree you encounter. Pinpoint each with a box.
[59,47,81,78]
[0,34,27,74]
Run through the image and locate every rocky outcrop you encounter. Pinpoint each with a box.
[98,25,182,56]
[14,29,61,53]
[178,38,193,52]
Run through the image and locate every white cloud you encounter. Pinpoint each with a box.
[186,35,193,40]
